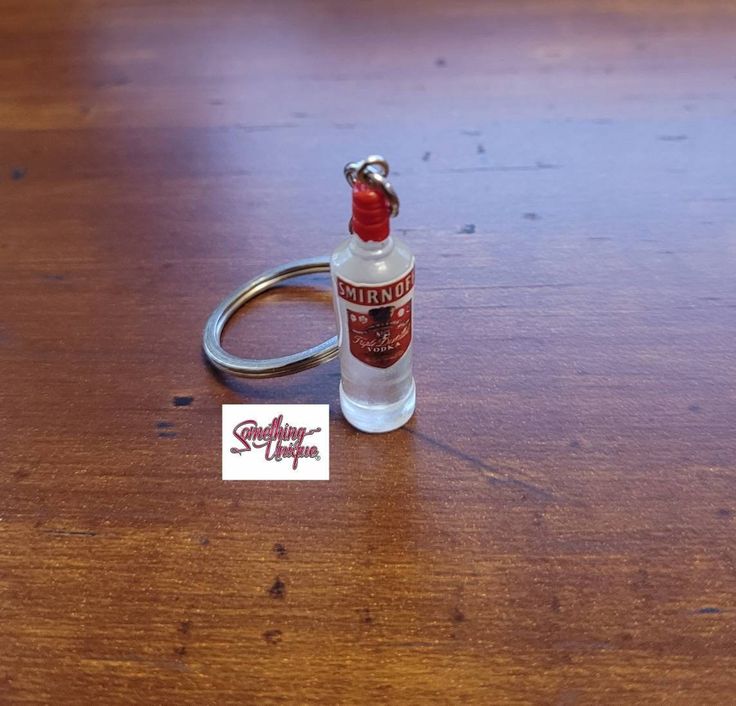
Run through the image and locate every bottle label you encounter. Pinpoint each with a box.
[336,267,414,369]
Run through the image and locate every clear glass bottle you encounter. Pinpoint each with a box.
[330,179,416,433]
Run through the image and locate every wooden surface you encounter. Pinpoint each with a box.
[2,0,736,703]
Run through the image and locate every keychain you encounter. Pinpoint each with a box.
[331,156,415,432]
[203,155,415,433]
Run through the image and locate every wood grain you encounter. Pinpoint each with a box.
[1,0,735,703]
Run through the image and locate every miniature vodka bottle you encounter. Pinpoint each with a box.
[330,169,416,433]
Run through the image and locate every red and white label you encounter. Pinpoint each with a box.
[336,267,414,369]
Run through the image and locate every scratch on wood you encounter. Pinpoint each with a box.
[446,162,560,173]
[404,427,554,502]
[430,305,511,311]
[391,642,437,648]
[85,655,187,672]
[235,123,298,132]
[42,528,97,537]
[429,283,578,292]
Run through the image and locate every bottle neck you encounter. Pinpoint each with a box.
[349,234,394,259]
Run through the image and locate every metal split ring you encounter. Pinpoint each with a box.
[344,155,400,218]
[202,256,338,378]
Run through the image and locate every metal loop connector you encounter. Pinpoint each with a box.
[343,155,389,186]
[344,155,400,218]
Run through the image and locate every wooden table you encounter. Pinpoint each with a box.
[2,1,735,702]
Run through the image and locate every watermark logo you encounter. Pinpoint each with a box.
[222,405,329,480]
[231,415,322,469]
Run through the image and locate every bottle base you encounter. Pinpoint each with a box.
[339,379,416,433]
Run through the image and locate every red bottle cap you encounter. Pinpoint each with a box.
[351,181,391,241]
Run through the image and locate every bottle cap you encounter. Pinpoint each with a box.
[351,182,391,241]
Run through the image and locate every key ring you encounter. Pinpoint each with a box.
[202,256,338,378]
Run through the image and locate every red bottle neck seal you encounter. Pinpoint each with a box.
[351,182,391,242]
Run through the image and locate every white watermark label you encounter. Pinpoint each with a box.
[222,404,329,481]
